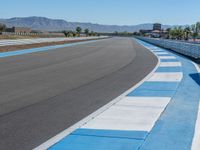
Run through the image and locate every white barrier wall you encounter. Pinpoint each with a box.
[136,37,200,59]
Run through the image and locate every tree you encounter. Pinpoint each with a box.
[63,30,74,37]
[169,28,176,39]
[191,24,198,41]
[0,23,6,34]
[84,28,89,36]
[196,22,200,33]
[169,27,184,40]
[165,28,171,39]
[176,26,184,40]
[183,27,191,40]
[89,31,95,36]
[76,27,82,36]
[114,31,118,36]
[133,32,140,36]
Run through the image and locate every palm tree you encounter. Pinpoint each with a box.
[196,22,200,33]
[191,24,198,41]
[76,27,82,36]
[183,27,191,41]
[169,27,184,40]
[169,28,176,39]
[176,26,184,40]
[84,28,89,36]
[166,28,171,39]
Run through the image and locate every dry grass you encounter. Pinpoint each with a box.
[0,35,39,40]
[0,38,102,52]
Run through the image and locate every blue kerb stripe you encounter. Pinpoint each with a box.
[157,54,172,56]
[160,59,179,62]
[151,50,164,52]
[136,82,179,91]
[156,67,181,72]
[137,39,200,150]
[49,129,148,150]
[152,51,165,53]
[49,135,143,150]
[0,39,102,58]
[73,129,147,139]
[127,89,175,97]
[127,81,178,97]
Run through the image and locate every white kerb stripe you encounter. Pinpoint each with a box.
[117,97,171,107]
[159,56,176,59]
[147,72,183,82]
[159,62,182,67]
[82,97,170,132]
[155,52,169,55]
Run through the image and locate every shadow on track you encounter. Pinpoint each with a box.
[190,73,200,86]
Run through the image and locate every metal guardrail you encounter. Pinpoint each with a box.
[136,37,200,59]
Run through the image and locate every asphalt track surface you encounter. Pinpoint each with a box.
[0,37,157,150]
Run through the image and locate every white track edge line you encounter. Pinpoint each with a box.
[191,62,200,150]
[192,103,200,150]
[33,39,160,150]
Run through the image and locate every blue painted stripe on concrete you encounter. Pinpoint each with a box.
[157,54,172,56]
[127,89,175,97]
[49,129,147,150]
[127,81,178,97]
[136,82,179,91]
[151,50,164,52]
[72,129,148,139]
[160,59,179,62]
[138,40,200,150]
[0,39,102,58]
[156,67,181,72]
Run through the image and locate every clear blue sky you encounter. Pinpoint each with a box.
[1,0,199,25]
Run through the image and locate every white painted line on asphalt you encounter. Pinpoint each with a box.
[147,72,183,82]
[159,62,182,67]
[33,43,161,150]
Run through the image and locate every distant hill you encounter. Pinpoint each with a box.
[0,16,174,33]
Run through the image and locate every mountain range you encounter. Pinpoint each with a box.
[0,16,175,33]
